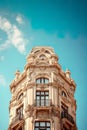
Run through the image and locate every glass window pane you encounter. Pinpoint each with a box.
[45,100,48,106]
[41,92,44,95]
[36,100,40,106]
[43,78,45,83]
[35,122,39,126]
[41,96,44,99]
[45,96,49,99]
[41,78,44,83]
[45,91,49,95]
[36,96,40,99]
[47,122,50,127]
[45,79,49,83]
[35,128,39,130]
[36,79,40,83]
[36,91,40,95]
[40,122,45,126]
[47,128,50,130]
[41,100,44,106]
[40,78,42,83]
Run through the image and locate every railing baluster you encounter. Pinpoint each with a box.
[35,99,51,107]
[12,114,23,124]
[61,111,74,124]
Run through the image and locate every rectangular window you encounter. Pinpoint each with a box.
[36,91,49,106]
[16,105,23,119]
[35,121,50,130]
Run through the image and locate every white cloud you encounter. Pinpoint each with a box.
[0,40,10,51]
[0,16,27,54]
[0,56,4,61]
[0,17,12,32]
[16,15,24,24]
[0,74,6,86]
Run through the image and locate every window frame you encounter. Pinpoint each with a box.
[39,54,46,60]
[16,105,23,119]
[36,91,49,106]
[61,91,67,98]
[34,121,50,130]
[36,78,49,84]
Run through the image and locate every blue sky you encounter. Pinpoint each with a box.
[0,0,87,130]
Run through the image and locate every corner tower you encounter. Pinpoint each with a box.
[8,46,77,130]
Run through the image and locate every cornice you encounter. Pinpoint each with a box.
[24,63,76,88]
[10,72,26,92]
[24,104,60,119]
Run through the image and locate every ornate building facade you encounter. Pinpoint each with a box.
[8,47,77,130]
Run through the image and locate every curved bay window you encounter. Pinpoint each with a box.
[36,78,49,84]
[35,121,50,130]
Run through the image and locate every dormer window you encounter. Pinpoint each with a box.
[39,54,46,60]
[18,93,23,100]
[45,50,50,54]
[61,91,67,97]
[36,78,49,84]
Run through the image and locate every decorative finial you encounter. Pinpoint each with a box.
[15,70,20,79]
[65,68,71,78]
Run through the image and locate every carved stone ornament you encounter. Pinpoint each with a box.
[57,78,64,87]
[39,66,46,71]
[52,106,60,117]
[62,96,70,104]
[25,105,34,117]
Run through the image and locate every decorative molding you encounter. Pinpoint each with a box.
[9,47,77,130]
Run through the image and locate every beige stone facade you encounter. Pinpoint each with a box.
[8,46,77,130]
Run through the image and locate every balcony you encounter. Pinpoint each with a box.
[9,114,24,130]
[34,99,52,107]
[12,114,24,125]
[61,111,74,124]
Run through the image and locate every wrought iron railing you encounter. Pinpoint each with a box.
[12,114,23,124]
[34,99,51,107]
[61,111,74,124]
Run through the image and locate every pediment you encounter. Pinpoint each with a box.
[36,60,49,66]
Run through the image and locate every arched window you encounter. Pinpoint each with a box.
[34,50,40,54]
[18,93,23,100]
[36,78,49,84]
[39,54,46,60]
[61,91,67,97]
[45,50,50,54]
